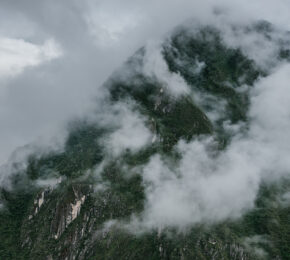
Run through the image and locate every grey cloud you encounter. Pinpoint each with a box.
[102,101,153,157]
[1,0,290,165]
[1,0,290,232]
[126,62,290,231]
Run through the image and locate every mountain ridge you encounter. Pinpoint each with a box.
[1,20,290,260]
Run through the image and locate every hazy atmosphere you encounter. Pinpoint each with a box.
[1,0,290,164]
[1,1,290,259]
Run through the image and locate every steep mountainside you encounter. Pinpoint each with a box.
[1,21,290,260]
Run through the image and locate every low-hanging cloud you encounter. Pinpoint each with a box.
[0,0,289,165]
[142,41,190,96]
[127,63,290,231]
[103,102,153,157]
[1,0,290,232]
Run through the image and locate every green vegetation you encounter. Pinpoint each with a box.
[163,26,262,147]
[26,123,105,180]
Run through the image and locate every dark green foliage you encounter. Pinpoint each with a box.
[99,161,145,217]
[84,180,290,260]
[110,75,212,150]
[0,189,34,259]
[233,181,290,259]
[27,123,104,179]
[163,26,261,124]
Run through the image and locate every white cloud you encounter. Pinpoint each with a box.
[243,235,269,258]
[0,38,61,78]
[85,5,144,48]
[104,102,152,156]
[280,192,290,207]
[1,0,290,233]
[1,0,290,167]
[142,41,189,96]
[127,64,290,231]
[219,22,290,71]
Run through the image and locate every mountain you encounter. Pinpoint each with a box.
[1,21,290,260]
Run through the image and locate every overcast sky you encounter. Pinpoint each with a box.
[1,0,290,165]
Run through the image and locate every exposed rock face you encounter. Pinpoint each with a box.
[52,186,87,240]
[28,189,51,220]
[19,184,94,259]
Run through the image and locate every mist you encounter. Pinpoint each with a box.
[1,0,290,232]
[1,0,290,165]
[127,64,290,231]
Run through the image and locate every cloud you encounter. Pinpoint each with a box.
[35,176,63,189]
[142,41,190,96]
[0,38,61,77]
[279,191,290,207]
[1,0,290,232]
[129,138,260,231]
[126,62,290,231]
[243,235,269,258]
[1,0,290,166]
[104,102,153,157]
[85,2,144,48]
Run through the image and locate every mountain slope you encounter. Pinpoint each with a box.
[1,21,290,260]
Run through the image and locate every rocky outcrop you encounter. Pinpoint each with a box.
[50,185,90,240]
